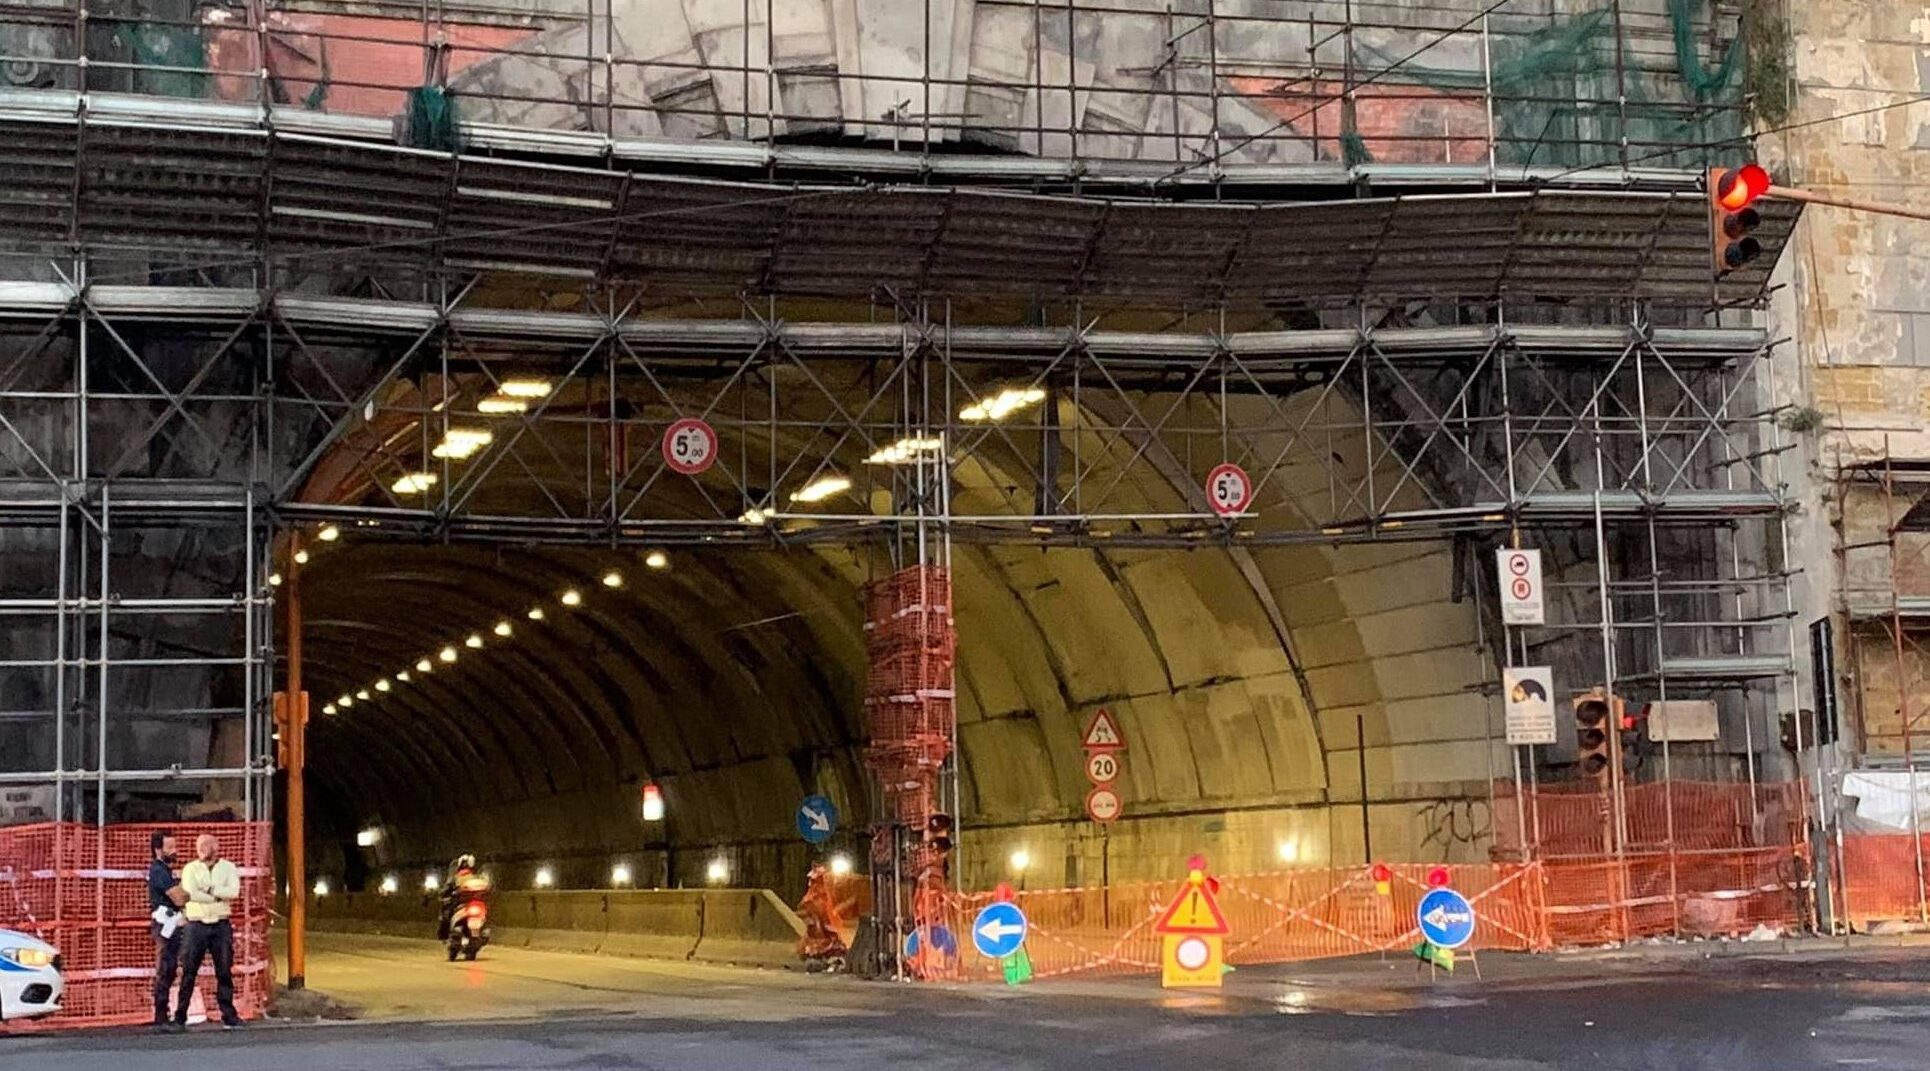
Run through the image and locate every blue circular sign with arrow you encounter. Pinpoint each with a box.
[796,794,837,844]
[971,901,1028,959]
[1417,887,1477,950]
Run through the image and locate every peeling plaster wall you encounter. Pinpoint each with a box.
[1766,0,1930,765]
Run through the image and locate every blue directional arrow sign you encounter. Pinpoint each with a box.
[971,901,1028,959]
[1417,887,1477,950]
[796,795,837,845]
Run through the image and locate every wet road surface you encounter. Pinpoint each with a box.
[8,932,1930,1069]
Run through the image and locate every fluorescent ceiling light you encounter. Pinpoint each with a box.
[498,378,553,399]
[392,472,437,494]
[789,474,851,504]
[864,436,944,465]
[960,387,1047,423]
[477,396,529,415]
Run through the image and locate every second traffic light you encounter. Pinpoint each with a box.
[1572,689,1622,791]
[1707,163,1770,275]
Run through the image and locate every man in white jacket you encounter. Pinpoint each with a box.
[172,833,243,1030]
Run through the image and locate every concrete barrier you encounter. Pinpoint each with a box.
[307,888,806,968]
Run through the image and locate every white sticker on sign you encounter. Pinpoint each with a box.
[1502,666,1557,746]
[1496,548,1544,626]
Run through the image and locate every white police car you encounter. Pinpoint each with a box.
[0,928,62,1022]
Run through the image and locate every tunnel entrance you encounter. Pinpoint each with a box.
[0,115,1803,994]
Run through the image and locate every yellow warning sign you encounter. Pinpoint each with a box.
[1153,878,1231,935]
[1161,933,1224,988]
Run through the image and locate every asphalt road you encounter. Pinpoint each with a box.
[8,933,1930,1069]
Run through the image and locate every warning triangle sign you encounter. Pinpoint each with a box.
[1153,881,1230,935]
[1082,709,1125,751]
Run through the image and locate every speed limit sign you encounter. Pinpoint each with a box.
[1086,750,1120,785]
[1205,463,1252,517]
[662,418,718,476]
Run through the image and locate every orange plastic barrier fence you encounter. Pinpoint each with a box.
[937,863,1549,982]
[1839,833,1930,929]
[1495,780,1808,858]
[1541,848,1809,946]
[0,821,274,1031]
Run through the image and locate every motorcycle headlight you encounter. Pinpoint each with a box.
[1,945,57,969]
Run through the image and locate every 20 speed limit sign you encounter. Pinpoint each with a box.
[1085,751,1120,785]
[1205,463,1253,517]
[662,418,718,476]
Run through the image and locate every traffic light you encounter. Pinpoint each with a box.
[1573,689,1618,790]
[924,813,954,878]
[1707,163,1770,275]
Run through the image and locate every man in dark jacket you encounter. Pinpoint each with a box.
[147,831,185,1032]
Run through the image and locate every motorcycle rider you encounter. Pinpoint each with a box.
[436,854,478,941]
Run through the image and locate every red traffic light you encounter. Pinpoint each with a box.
[1716,163,1770,211]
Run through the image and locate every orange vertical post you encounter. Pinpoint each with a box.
[286,535,308,989]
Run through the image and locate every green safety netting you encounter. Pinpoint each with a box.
[1353,0,1745,170]
[404,84,461,151]
[109,19,208,100]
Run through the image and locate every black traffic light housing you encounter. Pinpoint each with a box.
[1707,164,1770,276]
[1572,689,1621,791]
[924,813,954,876]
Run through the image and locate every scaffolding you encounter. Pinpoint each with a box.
[1831,446,1930,926]
[0,53,1808,969]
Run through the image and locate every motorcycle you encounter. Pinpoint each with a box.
[443,872,492,962]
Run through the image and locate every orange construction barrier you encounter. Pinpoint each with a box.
[1839,833,1930,929]
[0,821,274,1031]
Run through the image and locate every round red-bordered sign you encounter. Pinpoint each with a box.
[1085,785,1122,824]
[662,418,718,476]
[1174,935,1211,971]
[1205,463,1252,518]
[1086,751,1121,785]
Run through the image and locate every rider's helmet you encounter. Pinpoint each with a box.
[453,853,476,873]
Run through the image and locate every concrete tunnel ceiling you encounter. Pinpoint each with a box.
[300,380,1498,893]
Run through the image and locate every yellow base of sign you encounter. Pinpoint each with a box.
[1160,933,1224,988]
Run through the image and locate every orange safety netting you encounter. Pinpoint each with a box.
[0,821,274,1030]
[1838,833,1930,929]
[931,863,1548,982]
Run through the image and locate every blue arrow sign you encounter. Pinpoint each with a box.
[796,794,837,844]
[971,901,1028,959]
[1417,888,1476,950]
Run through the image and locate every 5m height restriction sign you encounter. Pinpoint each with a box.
[1496,548,1544,626]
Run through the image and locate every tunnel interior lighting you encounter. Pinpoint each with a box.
[313,878,330,897]
[293,549,310,565]
[1009,848,1031,874]
[644,550,669,570]
[534,866,555,889]
[864,436,945,465]
[375,678,391,692]
[392,471,438,494]
[561,589,583,607]
[465,634,483,649]
[498,378,553,399]
[440,646,459,663]
[1277,839,1300,864]
[527,607,546,621]
[337,695,353,708]
[960,386,1046,423]
[829,854,852,877]
[356,827,381,847]
[423,873,440,891]
[322,703,337,716]
[611,863,633,887]
[476,396,528,415]
[317,524,341,542]
[355,689,371,701]
[789,473,851,504]
[494,620,513,638]
[705,858,730,885]
[432,428,493,459]
[396,670,411,683]
[739,507,769,525]
[379,874,398,895]
[268,572,282,587]
[602,570,624,588]
[416,658,434,673]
